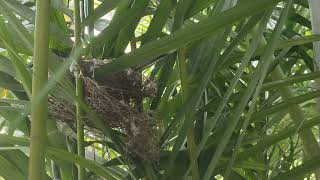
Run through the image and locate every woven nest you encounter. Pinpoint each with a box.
[49,59,159,162]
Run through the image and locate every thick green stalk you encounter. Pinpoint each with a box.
[177,48,200,180]
[75,67,85,180]
[308,1,320,168]
[74,0,85,179]
[28,0,50,179]
[262,32,320,178]
[174,0,200,179]
[270,66,320,179]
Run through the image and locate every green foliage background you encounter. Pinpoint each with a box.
[1,0,320,179]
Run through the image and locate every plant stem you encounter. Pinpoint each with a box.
[51,160,60,179]
[260,29,320,177]
[74,0,85,179]
[76,67,85,180]
[177,47,200,180]
[270,66,320,179]
[87,0,94,40]
[28,0,50,179]
[173,0,200,178]
[307,3,320,179]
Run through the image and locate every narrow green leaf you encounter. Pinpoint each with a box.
[252,89,320,121]
[81,0,119,28]
[0,155,26,180]
[95,0,284,78]
[272,155,320,180]
[47,148,120,180]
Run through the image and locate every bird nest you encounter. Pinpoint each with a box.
[49,59,159,162]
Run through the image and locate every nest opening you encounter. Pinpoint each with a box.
[49,59,159,162]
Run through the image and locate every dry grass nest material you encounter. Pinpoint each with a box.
[49,59,159,162]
